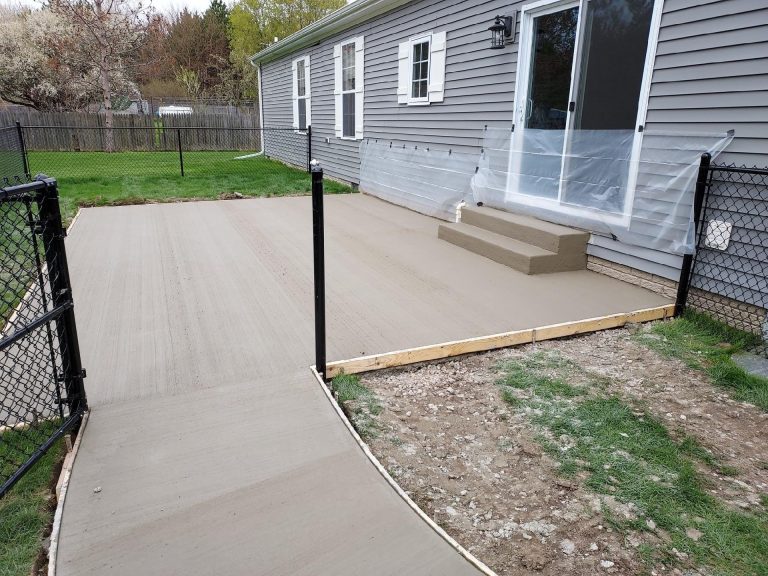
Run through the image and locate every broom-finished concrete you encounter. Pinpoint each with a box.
[57,194,670,575]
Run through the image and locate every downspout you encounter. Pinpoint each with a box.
[257,62,265,154]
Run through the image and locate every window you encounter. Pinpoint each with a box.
[341,42,356,137]
[411,39,430,100]
[334,37,364,140]
[398,31,446,105]
[292,56,310,132]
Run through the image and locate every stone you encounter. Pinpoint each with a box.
[560,539,576,555]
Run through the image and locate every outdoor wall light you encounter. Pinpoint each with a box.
[489,13,515,49]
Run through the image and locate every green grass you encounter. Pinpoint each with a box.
[497,352,768,576]
[27,151,353,223]
[636,310,768,410]
[0,425,65,576]
[331,373,382,440]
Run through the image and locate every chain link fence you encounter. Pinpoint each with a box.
[0,125,29,186]
[684,162,768,353]
[21,125,310,177]
[1,177,87,497]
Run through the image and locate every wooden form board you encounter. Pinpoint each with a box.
[325,304,675,379]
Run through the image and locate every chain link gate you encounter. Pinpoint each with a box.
[0,177,87,497]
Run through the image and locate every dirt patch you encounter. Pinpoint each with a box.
[356,324,768,575]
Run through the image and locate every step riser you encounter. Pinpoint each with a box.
[438,224,586,275]
[461,208,589,254]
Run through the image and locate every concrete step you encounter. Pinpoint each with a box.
[461,205,589,254]
[438,222,586,275]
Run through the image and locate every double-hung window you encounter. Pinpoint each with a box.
[410,38,430,100]
[334,36,364,139]
[292,55,311,132]
[398,31,447,105]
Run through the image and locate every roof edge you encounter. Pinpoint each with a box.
[250,0,413,64]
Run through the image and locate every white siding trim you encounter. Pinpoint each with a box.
[354,36,365,140]
[292,55,311,132]
[334,43,343,137]
[397,41,410,104]
[335,36,365,140]
[428,31,446,103]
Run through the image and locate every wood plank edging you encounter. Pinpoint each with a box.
[325,304,675,379]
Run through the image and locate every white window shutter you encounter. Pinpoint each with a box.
[291,59,299,129]
[397,41,409,104]
[355,36,365,139]
[428,31,446,103]
[304,55,312,127]
[333,43,343,137]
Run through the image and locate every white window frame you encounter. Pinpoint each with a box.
[292,55,311,133]
[397,30,446,106]
[507,0,664,228]
[408,35,431,105]
[334,36,365,140]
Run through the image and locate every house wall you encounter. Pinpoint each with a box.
[259,0,768,281]
[260,0,518,184]
[592,0,768,280]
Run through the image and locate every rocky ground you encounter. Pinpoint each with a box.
[354,324,768,576]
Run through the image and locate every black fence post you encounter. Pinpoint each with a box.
[307,125,312,173]
[311,161,327,380]
[675,152,711,316]
[15,121,29,179]
[37,177,88,416]
[177,129,185,176]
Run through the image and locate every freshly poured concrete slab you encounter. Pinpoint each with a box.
[57,194,671,575]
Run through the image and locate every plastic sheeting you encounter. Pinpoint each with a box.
[359,140,476,221]
[472,127,734,255]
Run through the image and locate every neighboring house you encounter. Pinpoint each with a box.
[250,0,767,301]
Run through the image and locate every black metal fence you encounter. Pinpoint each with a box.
[678,156,768,351]
[0,177,87,497]
[19,125,311,176]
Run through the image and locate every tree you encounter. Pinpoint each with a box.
[0,6,99,110]
[49,0,152,150]
[229,0,345,64]
[227,0,343,105]
[166,7,230,96]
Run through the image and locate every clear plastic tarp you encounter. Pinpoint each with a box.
[359,140,476,221]
[471,127,734,255]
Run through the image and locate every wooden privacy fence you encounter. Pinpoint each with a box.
[1,111,262,152]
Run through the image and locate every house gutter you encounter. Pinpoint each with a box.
[249,0,413,65]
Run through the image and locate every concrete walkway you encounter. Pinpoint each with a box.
[57,194,670,575]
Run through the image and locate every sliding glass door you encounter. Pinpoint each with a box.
[511,0,657,220]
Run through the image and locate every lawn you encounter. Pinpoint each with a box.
[0,425,64,576]
[27,151,352,223]
[636,310,768,410]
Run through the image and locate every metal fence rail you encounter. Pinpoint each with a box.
[680,159,768,351]
[0,178,87,497]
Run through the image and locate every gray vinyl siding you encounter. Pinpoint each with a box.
[260,0,519,185]
[260,0,768,282]
[589,0,768,280]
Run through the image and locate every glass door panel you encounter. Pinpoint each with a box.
[513,5,579,200]
[562,0,655,213]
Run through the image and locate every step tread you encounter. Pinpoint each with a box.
[462,205,590,240]
[440,222,556,258]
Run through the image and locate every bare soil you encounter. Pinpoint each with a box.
[357,325,768,576]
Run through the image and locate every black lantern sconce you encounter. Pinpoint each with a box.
[488,13,516,49]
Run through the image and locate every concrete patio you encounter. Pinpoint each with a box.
[56,193,670,575]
